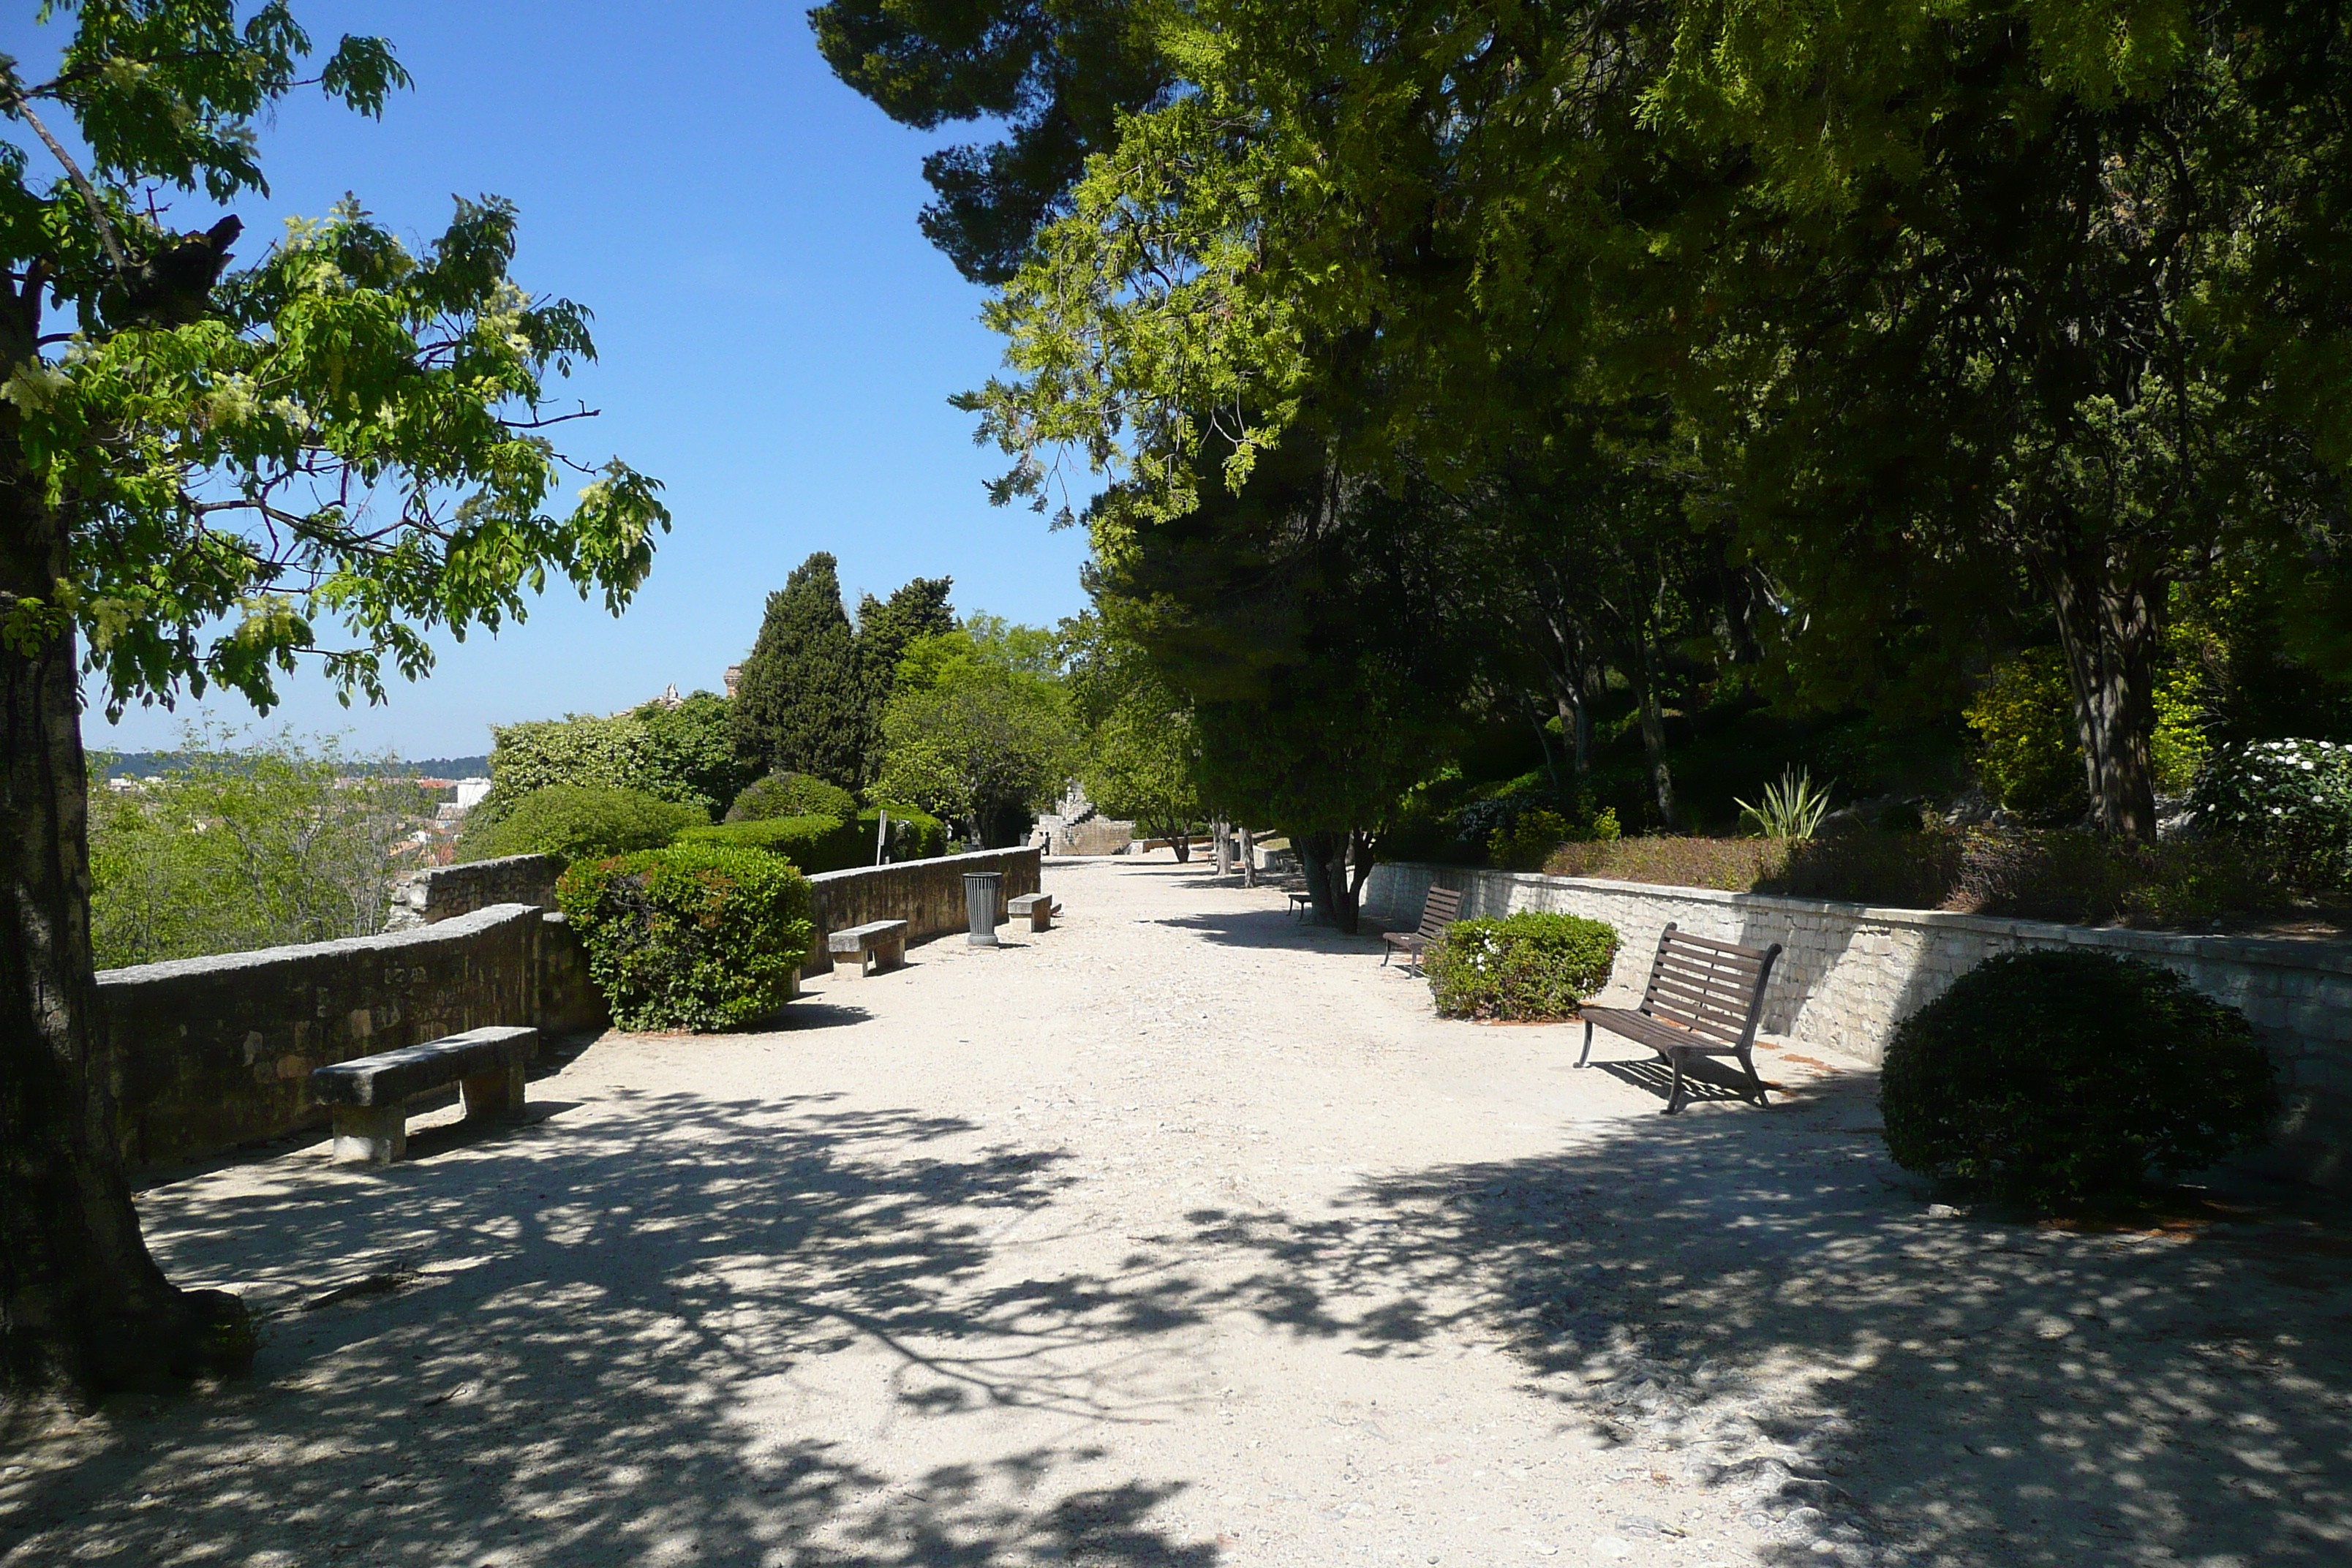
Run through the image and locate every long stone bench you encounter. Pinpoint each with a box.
[309,1025,538,1164]
[827,919,909,979]
[1008,892,1058,932]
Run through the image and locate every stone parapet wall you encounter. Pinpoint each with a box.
[804,847,1041,973]
[1366,862,2352,1189]
[385,853,565,930]
[101,904,549,1166]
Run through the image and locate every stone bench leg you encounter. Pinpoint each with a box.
[331,1104,407,1165]
[877,932,905,972]
[462,1059,527,1122]
[1025,902,1052,932]
[832,947,868,979]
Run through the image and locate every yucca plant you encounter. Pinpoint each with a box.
[1735,768,1834,840]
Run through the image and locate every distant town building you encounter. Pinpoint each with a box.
[453,777,491,810]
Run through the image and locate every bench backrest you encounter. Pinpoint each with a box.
[1635,923,1782,1051]
[1417,885,1464,941]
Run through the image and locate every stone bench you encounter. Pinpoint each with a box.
[828,919,909,978]
[1008,892,1060,932]
[309,1025,537,1164]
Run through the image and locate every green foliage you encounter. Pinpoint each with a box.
[459,785,704,867]
[1063,610,1201,837]
[1881,952,2277,1206]
[726,772,858,824]
[674,814,859,872]
[476,694,750,826]
[556,844,814,1032]
[1488,810,1569,872]
[2190,740,2352,886]
[87,725,426,968]
[873,622,1077,844]
[731,552,864,787]
[1735,769,1834,840]
[1425,913,1621,1022]
[853,577,957,783]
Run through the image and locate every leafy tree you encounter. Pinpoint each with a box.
[1063,611,1201,853]
[1,4,668,1401]
[631,692,755,820]
[851,575,954,785]
[475,692,750,826]
[808,0,1167,283]
[88,725,428,968]
[872,623,1076,845]
[731,551,863,788]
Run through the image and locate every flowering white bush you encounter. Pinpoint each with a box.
[2189,739,2352,881]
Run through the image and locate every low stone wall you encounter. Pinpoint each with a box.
[102,904,549,1166]
[1366,862,2352,1189]
[804,847,1042,973]
[385,853,563,930]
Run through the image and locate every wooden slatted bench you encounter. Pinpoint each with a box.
[828,918,909,979]
[1382,885,1464,976]
[309,1025,538,1164]
[1576,923,1782,1113]
[1007,892,1059,932]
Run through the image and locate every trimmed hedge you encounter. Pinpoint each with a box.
[459,784,706,867]
[557,843,815,1032]
[726,771,858,823]
[1425,912,1620,1021]
[676,807,946,872]
[1881,950,2277,1206]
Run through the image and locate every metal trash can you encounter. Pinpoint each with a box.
[963,870,1003,946]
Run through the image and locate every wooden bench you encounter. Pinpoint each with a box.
[1576,923,1782,1113]
[1007,892,1058,932]
[1381,885,1464,976]
[828,918,909,978]
[309,1025,538,1164]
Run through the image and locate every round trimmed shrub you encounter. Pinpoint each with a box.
[557,844,815,1032]
[460,784,706,867]
[725,771,858,823]
[1425,912,1620,1021]
[1881,950,2277,1206]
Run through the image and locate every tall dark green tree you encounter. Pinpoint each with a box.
[852,576,955,785]
[733,552,864,788]
[1,3,668,1403]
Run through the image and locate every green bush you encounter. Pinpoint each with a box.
[725,770,859,823]
[474,695,753,825]
[677,804,946,872]
[2190,739,2352,887]
[460,785,706,867]
[1881,951,2277,1206]
[557,844,815,1031]
[872,804,948,861]
[1425,912,1621,1021]
[1965,652,2087,817]
[1488,808,1570,870]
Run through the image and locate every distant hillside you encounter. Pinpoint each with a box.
[96,753,491,780]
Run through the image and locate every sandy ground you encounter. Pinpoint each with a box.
[4,856,2349,1568]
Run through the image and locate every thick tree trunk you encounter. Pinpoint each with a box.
[1213,818,1234,876]
[1294,830,1360,933]
[2035,547,2164,841]
[1237,826,1258,889]
[1,483,253,1406]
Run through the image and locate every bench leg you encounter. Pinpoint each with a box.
[878,936,905,973]
[1738,1048,1770,1108]
[831,950,865,979]
[462,1059,527,1123]
[1577,1019,1594,1068]
[1028,903,1051,932]
[1663,1052,1689,1115]
[331,1104,407,1164]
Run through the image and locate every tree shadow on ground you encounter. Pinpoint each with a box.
[1,1090,1221,1567]
[1178,1070,2352,1567]
[1142,911,1383,954]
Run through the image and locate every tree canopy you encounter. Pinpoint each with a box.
[731,551,864,788]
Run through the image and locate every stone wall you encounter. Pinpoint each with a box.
[1366,862,2352,1189]
[804,847,1042,973]
[385,853,564,930]
[101,904,549,1166]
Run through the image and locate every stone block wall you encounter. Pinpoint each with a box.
[1366,862,2352,1189]
[804,847,1041,973]
[101,904,546,1166]
[385,853,564,930]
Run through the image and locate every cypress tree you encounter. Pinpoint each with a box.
[853,576,956,785]
[732,552,864,787]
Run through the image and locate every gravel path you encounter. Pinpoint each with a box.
[4,857,2348,1567]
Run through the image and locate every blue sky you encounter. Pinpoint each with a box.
[1,1,1093,758]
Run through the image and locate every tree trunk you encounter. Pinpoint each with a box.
[2035,546,2164,841]
[1630,638,1676,829]
[1294,830,1360,933]
[1213,818,1234,876]
[1237,826,1258,888]
[1,472,253,1404]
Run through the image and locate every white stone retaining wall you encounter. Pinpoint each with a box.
[1365,862,2352,1189]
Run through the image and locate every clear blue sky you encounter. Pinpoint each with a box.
[2,1,1093,759]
